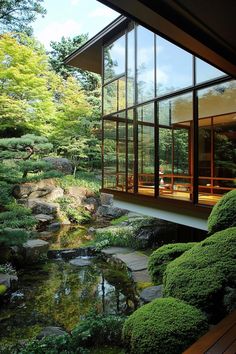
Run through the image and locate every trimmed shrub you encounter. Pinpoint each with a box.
[164,227,236,322]
[208,189,236,234]
[148,242,196,284]
[122,297,208,354]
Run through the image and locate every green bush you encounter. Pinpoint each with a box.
[0,228,29,247]
[57,197,91,224]
[71,313,125,348]
[208,189,236,234]
[122,297,208,354]
[164,227,236,322]
[148,242,196,284]
[0,284,7,295]
[57,172,100,194]
[93,225,139,249]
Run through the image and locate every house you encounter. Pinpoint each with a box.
[65,3,236,231]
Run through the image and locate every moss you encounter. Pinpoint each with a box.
[122,297,208,354]
[208,189,236,234]
[0,284,7,295]
[164,227,236,322]
[111,215,129,225]
[148,242,196,284]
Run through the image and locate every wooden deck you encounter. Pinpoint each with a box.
[183,310,236,354]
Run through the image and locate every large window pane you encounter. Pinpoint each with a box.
[103,81,117,115]
[198,81,236,205]
[127,25,135,107]
[159,93,193,126]
[137,102,154,123]
[138,125,155,196]
[196,58,225,84]
[103,120,117,189]
[137,26,155,103]
[156,36,193,96]
[104,34,125,82]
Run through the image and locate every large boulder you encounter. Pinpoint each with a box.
[42,157,73,175]
[37,326,67,339]
[0,273,18,292]
[163,227,236,322]
[22,239,49,263]
[122,297,208,354]
[96,205,128,219]
[22,199,59,216]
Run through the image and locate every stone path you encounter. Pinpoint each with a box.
[102,247,152,283]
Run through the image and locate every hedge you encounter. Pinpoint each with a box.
[122,297,208,354]
[164,227,236,322]
[208,189,236,235]
[148,242,196,284]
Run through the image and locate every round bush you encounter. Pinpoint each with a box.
[208,189,236,234]
[164,227,236,322]
[148,242,196,284]
[122,297,208,354]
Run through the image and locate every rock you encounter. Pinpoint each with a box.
[66,186,95,204]
[42,157,73,175]
[87,227,96,236]
[96,205,128,219]
[100,193,113,206]
[102,247,133,256]
[140,285,163,303]
[47,222,61,232]
[23,239,49,263]
[69,257,92,267]
[34,214,54,223]
[44,187,64,202]
[83,196,100,213]
[37,326,67,339]
[0,273,18,291]
[24,199,59,215]
[12,183,37,199]
[28,189,52,199]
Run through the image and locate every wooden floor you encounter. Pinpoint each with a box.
[183,310,236,354]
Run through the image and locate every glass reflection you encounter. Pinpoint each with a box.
[104,34,125,82]
[137,26,155,103]
[137,103,154,123]
[156,35,192,95]
[127,25,135,107]
[196,58,225,84]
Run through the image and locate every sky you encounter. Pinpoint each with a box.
[32,0,119,49]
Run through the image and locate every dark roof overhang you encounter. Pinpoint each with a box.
[64,15,129,74]
[97,0,236,77]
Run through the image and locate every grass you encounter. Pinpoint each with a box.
[57,171,101,193]
[110,215,129,225]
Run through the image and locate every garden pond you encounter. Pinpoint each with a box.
[0,225,138,351]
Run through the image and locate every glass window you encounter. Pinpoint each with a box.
[128,121,134,193]
[104,34,125,82]
[127,24,135,107]
[103,81,117,115]
[138,125,155,196]
[196,58,225,84]
[137,102,154,123]
[159,93,193,126]
[156,35,193,96]
[137,26,155,103]
[118,77,126,111]
[198,81,236,205]
[103,120,117,189]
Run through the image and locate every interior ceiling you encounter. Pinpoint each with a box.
[98,0,236,77]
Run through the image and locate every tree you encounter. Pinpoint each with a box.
[0,0,46,35]
[49,35,100,91]
[0,33,57,136]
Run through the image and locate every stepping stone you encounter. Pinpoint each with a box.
[114,252,148,271]
[140,285,163,303]
[69,257,92,267]
[132,270,152,283]
[102,247,133,256]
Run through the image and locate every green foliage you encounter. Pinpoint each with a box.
[57,173,101,193]
[93,225,137,249]
[163,227,236,321]
[0,0,46,35]
[18,334,87,354]
[0,204,37,229]
[71,312,125,348]
[0,284,7,295]
[111,215,129,226]
[0,262,16,274]
[148,242,197,284]
[208,189,236,234]
[0,228,29,247]
[122,297,208,354]
[56,197,91,225]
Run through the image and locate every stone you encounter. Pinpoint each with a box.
[0,273,18,291]
[34,214,54,223]
[132,270,152,283]
[102,247,133,256]
[23,239,49,263]
[47,222,61,232]
[28,189,52,199]
[83,196,100,213]
[44,187,64,202]
[25,199,59,215]
[69,257,92,267]
[100,193,113,206]
[42,157,73,175]
[37,326,67,339]
[140,285,163,303]
[12,183,37,199]
[66,186,95,202]
[96,205,128,219]
[114,252,148,271]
